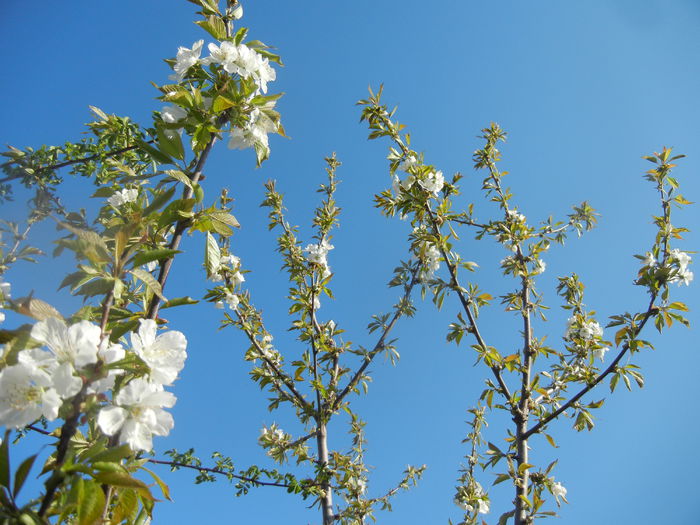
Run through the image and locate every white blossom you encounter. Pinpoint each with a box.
[418,170,444,195]
[580,320,603,341]
[507,209,526,223]
[0,280,10,299]
[108,188,139,208]
[29,318,102,398]
[97,378,176,452]
[397,155,418,172]
[565,317,604,343]
[228,106,278,151]
[232,4,243,19]
[642,252,656,267]
[391,175,402,196]
[0,363,62,428]
[169,40,203,82]
[420,244,441,281]
[206,42,276,94]
[161,104,187,124]
[401,175,416,190]
[131,319,187,386]
[224,292,239,309]
[305,239,334,279]
[668,249,693,286]
[593,346,609,362]
[551,480,567,505]
[532,259,546,275]
[87,340,126,395]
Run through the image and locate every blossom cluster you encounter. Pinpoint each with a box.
[564,316,609,361]
[453,480,490,515]
[0,316,187,453]
[108,188,139,208]
[643,248,693,286]
[304,239,334,279]
[391,155,444,196]
[167,39,279,155]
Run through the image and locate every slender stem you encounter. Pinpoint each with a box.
[523,295,657,440]
[425,205,514,403]
[238,313,311,411]
[332,266,419,411]
[514,275,533,525]
[316,423,335,524]
[146,133,219,320]
[146,459,296,488]
[0,141,155,184]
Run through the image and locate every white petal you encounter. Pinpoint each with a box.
[98,406,128,436]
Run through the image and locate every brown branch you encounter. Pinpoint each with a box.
[145,121,225,320]
[146,459,295,488]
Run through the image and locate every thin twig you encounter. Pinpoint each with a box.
[146,459,295,488]
[523,295,657,440]
[425,205,514,404]
[332,265,419,411]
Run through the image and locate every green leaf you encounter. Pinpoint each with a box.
[137,138,173,164]
[161,296,199,309]
[132,249,180,268]
[89,444,133,464]
[211,95,235,113]
[209,210,240,228]
[92,472,155,501]
[130,268,167,301]
[78,480,106,525]
[195,16,227,40]
[0,431,10,489]
[204,232,221,278]
[139,466,172,501]
[544,433,558,448]
[164,169,193,189]
[13,454,37,498]
[156,126,185,161]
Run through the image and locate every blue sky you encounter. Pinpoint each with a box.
[1,1,699,523]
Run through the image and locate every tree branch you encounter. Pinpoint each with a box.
[0,141,155,184]
[146,458,296,489]
[332,265,419,411]
[425,205,514,404]
[523,295,658,440]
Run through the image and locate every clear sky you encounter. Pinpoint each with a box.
[1,1,699,523]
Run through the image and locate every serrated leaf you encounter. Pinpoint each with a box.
[195,16,227,40]
[156,126,185,161]
[139,466,172,501]
[13,454,37,498]
[130,268,166,301]
[204,232,221,278]
[164,169,193,189]
[14,297,63,321]
[93,472,155,501]
[211,95,235,113]
[132,249,180,268]
[160,296,199,309]
[78,480,106,525]
[89,444,133,464]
